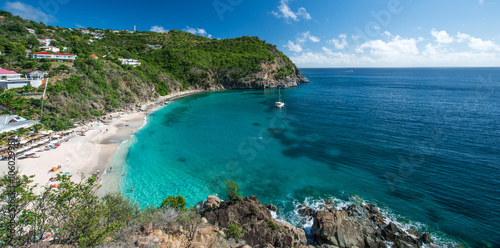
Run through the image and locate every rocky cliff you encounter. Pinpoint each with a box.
[94,195,434,248]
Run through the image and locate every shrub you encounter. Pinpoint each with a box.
[267,219,280,230]
[224,179,242,201]
[160,195,186,210]
[226,223,243,240]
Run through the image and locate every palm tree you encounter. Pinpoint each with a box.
[16,127,29,140]
[31,123,44,135]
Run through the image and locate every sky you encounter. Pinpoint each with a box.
[1,0,500,67]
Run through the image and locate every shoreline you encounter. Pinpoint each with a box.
[1,90,204,193]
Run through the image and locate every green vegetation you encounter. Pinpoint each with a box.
[160,195,186,211]
[224,179,242,201]
[267,219,280,230]
[0,10,300,131]
[0,173,201,246]
[226,222,243,240]
[0,174,132,246]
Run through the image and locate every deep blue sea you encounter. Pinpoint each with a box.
[120,68,500,247]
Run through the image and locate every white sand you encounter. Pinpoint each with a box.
[1,90,203,192]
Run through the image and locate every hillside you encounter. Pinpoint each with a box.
[0,10,308,130]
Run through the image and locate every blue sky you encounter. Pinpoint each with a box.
[2,0,500,67]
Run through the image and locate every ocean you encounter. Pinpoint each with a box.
[117,68,500,247]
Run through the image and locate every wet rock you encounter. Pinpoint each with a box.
[265,204,278,212]
[385,222,401,233]
[419,232,432,244]
[311,209,365,247]
[298,206,316,217]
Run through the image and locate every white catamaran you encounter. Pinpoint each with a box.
[275,87,284,108]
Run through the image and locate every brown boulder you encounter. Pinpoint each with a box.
[311,209,365,247]
[204,196,306,247]
[204,195,222,210]
[419,232,432,244]
[141,222,154,235]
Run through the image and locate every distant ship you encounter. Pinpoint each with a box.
[275,87,284,108]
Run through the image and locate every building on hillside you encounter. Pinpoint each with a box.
[147,44,163,49]
[0,115,39,134]
[90,54,98,59]
[82,29,90,34]
[25,27,35,34]
[38,39,55,46]
[118,58,141,67]
[0,68,31,89]
[44,28,54,32]
[32,52,76,61]
[40,46,60,53]
[26,71,48,88]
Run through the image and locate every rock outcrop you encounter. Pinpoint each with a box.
[97,196,433,248]
[304,204,433,248]
[202,195,307,247]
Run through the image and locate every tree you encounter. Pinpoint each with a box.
[224,179,242,201]
[40,62,52,71]
[178,209,202,245]
[160,195,186,210]
[0,174,130,247]
[26,37,39,48]
[15,127,29,139]
[30,123,44,135]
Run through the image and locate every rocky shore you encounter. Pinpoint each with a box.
[96,195,434,248]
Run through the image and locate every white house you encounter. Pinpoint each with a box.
[26,71,47,88]
[0,115,39,134]
[119,58,141,67]
[40,46,60,52]
[82,29,90,34]
[33,52,76,60]
[38,39,55,46]
[25,27,35,34]
[0,68,30,89]
[0,68,47,89]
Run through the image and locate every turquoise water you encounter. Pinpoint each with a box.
[121,68,500,247]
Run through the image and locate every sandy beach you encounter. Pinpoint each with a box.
[1,90,203,193]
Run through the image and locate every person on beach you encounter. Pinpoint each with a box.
[123,173,126,176]
[97,169,100,175]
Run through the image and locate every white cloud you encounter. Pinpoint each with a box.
[289,31,500,67]
[75,23,85,29]
[297,31,320,43]
[284,41,303,53]
[183,26,212,38]
[329,34,348,50]
[4,1,56,23]
[431,29,454,44]
[457,32,471,42]
[468,37,499,51]
[383,31,392,37]
[356,36,422,62]
[285,31,319,52]
[272,0,311,23]
[479,0,484,4]
[150,25,168,33]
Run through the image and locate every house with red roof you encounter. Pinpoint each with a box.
[25,27,35,34]
[90,54,98,59]
[0,68,30,89]
[33,51,76,60]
